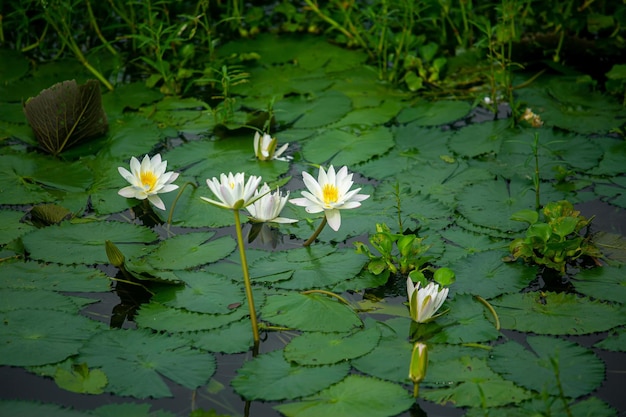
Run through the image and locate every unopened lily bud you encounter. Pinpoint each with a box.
[409,342,428,385]
[105,240,125,268]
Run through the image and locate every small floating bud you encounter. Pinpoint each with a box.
[409,342,428,397]
[105,240,125,268]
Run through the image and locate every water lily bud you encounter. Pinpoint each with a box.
[409,342,428,384]
[105,240,125,268]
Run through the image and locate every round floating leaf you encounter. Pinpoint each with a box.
[428,293,500,344]
[78,328,216,398]
[0,261,110,292]
[274,90,352,128]
[141,232,236,270]
[54,363,107,394]
[185,319,254,353]
[284,322,381,365]
[351,317,413,383]
[590,140,626,176]
[22,221,157,265]
[594,327,626,352]
[493,292,626,335]
[135,302,249,332]
[152,270,244,314]
[0,209,35,245]
[0,288,96,313]
[252,246,367,290]
[448,251,535,299]
[489,336,605,399]
[397,100,471,126]
[261,292,362,332]
[448,119,512,158]
[456,178,562,236]
[274,375,414,417]
[0,309,102,366]
[329,100,402,128]
[91,403,176,417]
[0,400,92,417]
[232,350,350,401]
[0,155,54,204]
[437,227,506,264]
[302,126,394,166]
[574,264,626,303]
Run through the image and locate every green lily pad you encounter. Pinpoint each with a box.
[0,210,34,245]
[594,327,626,352]
[302,125,394,166]
[247,245,366,291]
[274,375,414,417]
[135,302,249,332]
[437,227,506,264]
[184,319,254,354]
[448,119,511,158]
[573,264,626,303]
[429,293,500,344]
[91,403,176,417]
[78,328,216,398]
[261,292,362,332]
[232,350,350,401]
[489,335,605,399]
[397,100,471,126]
[274,90,352,129]
[493,292,626,335]
[0,400,92,417]
[284,321,381,365]
[0,309,102,366]
[152,270,244,314]
[351,317,413,383]
[22,221,157,265]
[424,345,530,408]
[0,261,110,292]
[329,100,403,128]
[54,362,108,394]
[0,288,97,312]
[448,251,535,299]
[140,232,236,270]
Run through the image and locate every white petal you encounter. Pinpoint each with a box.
[118,186,139,198]
[325,209,341,231]
[148,194,166,210]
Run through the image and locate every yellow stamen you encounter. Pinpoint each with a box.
[140,171,157,191]
[322,184,338,204]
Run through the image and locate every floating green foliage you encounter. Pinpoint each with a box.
[0,209,34,245]
[274,91,352,129]
[0,400,92,417]
[232,350,350,401]
[396,100,471,126]
[489,336,605,399]
[135,302,249,332]
[261,292,362,332]
[22,221,157,265]
[54,363,108,395]
[428,294,500,344]
[494,292,626,334]
[0,309,102,366]
[78,328,216,398]
[274,375,414,417]
[448,251,535,299]
[594,327,626,352]
[0,288,96,312]
[184,320,254,354]
[284,321,381,365]
[573,265,626,303]
[0,261,109,292]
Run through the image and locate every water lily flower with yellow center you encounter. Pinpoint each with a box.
[201,172,263,210]
[290,165,369,232]
[254,131,290,161]
[246,183,297,223]
[406,278,449,323]
[118,154,179,210]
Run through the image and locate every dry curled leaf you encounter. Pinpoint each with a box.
[23,79,108,155]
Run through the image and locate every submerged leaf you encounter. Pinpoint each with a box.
[24,79,108,155]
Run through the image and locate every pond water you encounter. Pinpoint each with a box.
[1,32,626,417]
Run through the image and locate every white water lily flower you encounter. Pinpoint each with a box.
[118,154,179,210]
[254,131,290,161]
[289,165,369,231]
[246,183,297,223]
[406,278,449,323]
[201,172,263,210]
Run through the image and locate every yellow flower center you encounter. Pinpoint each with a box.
[140,170,157,191]
[229,182,235,189]
[322,184,339,204]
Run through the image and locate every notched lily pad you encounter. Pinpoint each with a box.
[24,79,108,155]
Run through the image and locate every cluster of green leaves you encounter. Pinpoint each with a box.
[355,223,433,278]
[506,200,604,275]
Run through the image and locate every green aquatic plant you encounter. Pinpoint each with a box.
[505,200,603,275]
[355,223,433,278]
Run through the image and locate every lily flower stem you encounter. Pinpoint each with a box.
[413,383,419,398]
[167,181,197,225]
[303,216,328,247]
[233,209,260,346]
[474,295,500,330]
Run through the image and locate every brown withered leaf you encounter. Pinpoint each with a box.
[23,79,108,156]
